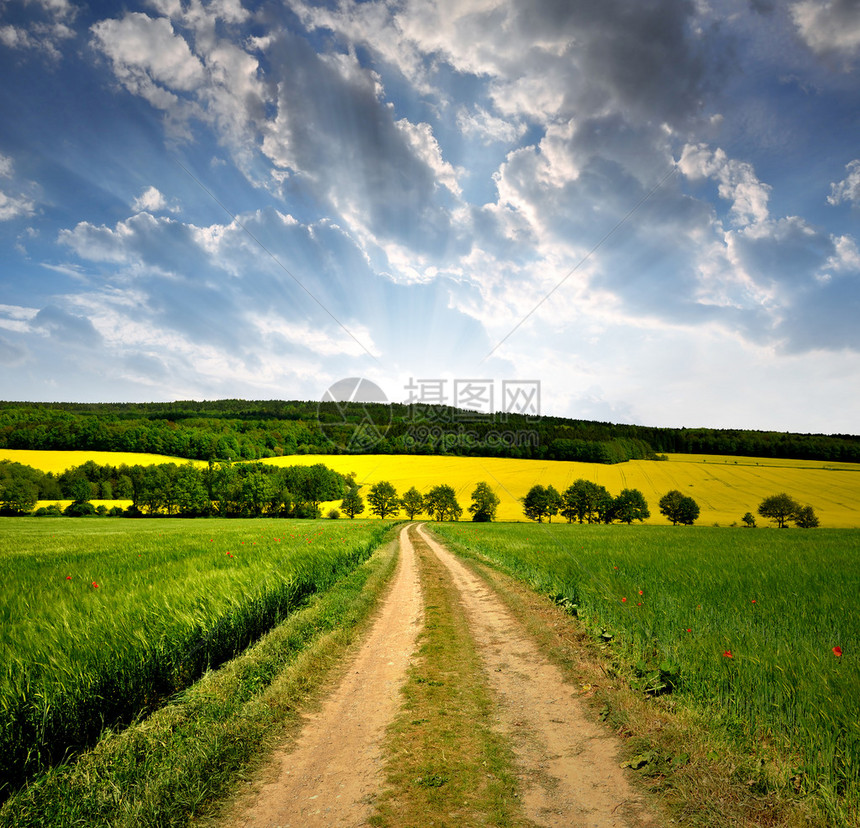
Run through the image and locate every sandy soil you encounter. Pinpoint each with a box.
[226,524,655,827]
[416,524,656,828]
[228,525,423,828]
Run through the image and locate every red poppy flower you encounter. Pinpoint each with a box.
[833,646,843,657]
[92,582,99,588]
[638,590,644,595]
[723,650,733,658]
[686,628,692,632]
[621,597,627,602]
[751,599,756,603]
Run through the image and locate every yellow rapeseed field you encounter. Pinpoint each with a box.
[4,448,859,527]
[262,452,860,528]
[0,449,206,475]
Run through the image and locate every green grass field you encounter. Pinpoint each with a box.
[431,522,860,822]
[0,518,390,797]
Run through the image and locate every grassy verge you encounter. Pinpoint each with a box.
[0,527,401,828]
[370,526,526,828]
[429,526,835,828]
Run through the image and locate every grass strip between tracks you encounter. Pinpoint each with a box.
[370,525,525,828]
[0,527,402,828]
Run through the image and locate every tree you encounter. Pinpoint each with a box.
[522,485,547,522]
[64,500,96,517]
[70,477,94,505]
[283,464,345,515]
[758,493,801,528]
[469,481,500,522]
[400,486,425,519]
[341,484,365,519]
[794,505,819,528]
[742,511,756,528]
[240,470,276,517]
[545,485,562,522]
[659,490,700,525]
[424,484,463,521]
[594,486,616,524]
[612,488,650,524]
[174,462,209,515]
[368,480,400,519]
[562,479,612,524]
[0,478,38,515]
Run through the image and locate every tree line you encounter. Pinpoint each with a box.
[0,458,822,528]
[519,482,819,528]
[0,459,345,518]
[2,399,858,464]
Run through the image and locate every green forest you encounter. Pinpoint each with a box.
[1,399,859,463]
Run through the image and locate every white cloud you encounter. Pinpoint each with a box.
[456,106,527,145]
[828,159,860,205]
[0,190,35,221]
[0,303,39,333]
[248,314,381,358]
[0,0,75,58]
[131,185,170,213]
[91,9,267,158]
[92,14,205,93]
[678,143,771,226]
[791,0,860,60]
[395,118,462,197]
[0,25,35,49]
[824,233,860,273]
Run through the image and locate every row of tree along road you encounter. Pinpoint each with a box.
[518,482,818,527]
[338,479,818,528]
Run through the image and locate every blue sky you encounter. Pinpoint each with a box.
[1,0,859,433]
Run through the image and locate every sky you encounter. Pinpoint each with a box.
[1,0,859,434]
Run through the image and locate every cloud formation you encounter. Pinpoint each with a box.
[1,0,859,431]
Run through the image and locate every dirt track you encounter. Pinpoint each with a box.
[416,524,655,828]
[227,524,655,827]
[231,525,423,827]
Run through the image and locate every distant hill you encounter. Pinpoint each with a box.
[1,399,858,464]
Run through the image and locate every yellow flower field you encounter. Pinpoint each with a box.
[261,452,860,527]
[4,448,860,527]
[0,449,206,475]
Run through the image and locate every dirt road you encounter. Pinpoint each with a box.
[416,524,655,828]
[227,524,655,827]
